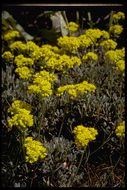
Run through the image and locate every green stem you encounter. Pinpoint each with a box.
[76,149,85,174]
[69,149,85,186]
[21,131,28,173]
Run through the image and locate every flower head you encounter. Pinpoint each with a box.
[4,30,20,41]
[82,52,98,62]
[109,25,123,36]
[15,66,33,79]
[7,100,33,131]
[85,28,102,43]
[28,70,57,97]
[112,11,125,22]
[73,125,98,148]
[24,137,47,164]
[14,54,34,67]
[100,39,117,50]
[57,36,80,52]
[2,51,14,62]
[64,22,79,32]
[56,80,96,99]
[115,121,125,137]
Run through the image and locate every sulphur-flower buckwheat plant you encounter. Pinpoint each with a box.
[115,60,125,72]
[115,121,125,137]
[7,100,33,131]
[2,51,14,62]
[46,54,81,71]
[109,25,123,36]
[15,66,33,79]
[8,100,32,114]
[28,70,57,97]
[14,54,34,67]
[57,36,80,52]
[105,48,125,63]
[100,39,117,50]
[72,125,98,148]
[24,136,47,164]
[85,28,103,43]
[78,34,93,48]
[112,11,125,22]
[56,81,96,99]
[9,41,27,53]
[3,30,20,41]
[64,21,79,32]
[82,52,98,62]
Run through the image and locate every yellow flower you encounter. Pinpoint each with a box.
[85,28,102,43]
[46,54,81,71]
[8,100,32,115]
[28,70,57,97]
[64,22,79,32]
[57,36,80,52]
[2,51,14,62]
[112,11,125,21]
[116,60,125,71]
[14,54,34,67]
[15,66,33,79]
[26,41,39,53]
[105,48,125,63]
[4,30,20,41]
[101,30,110,39]
[82,52,98,62]
[9,41,26,53]
[115,121,125,137]
[78,34,93,48]
[73,125,98,148]
[7,100,33,131]
[100,39,117,50]
[56,80,96,99]
[109,25,123,36]
[24,137,47,164]
[8,109,34,130]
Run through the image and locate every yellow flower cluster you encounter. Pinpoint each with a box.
[26,41,40,53]
[10,40,41,58]
[109,25,123,36]
[85,28,103,43]
[64,22,79,32]
[3,30,20,41]
[40,45,59,61]
[41,44,61,54]
[115,121,125,137]
[101,30,110,39]
[14,54,34,67]
[100,39,117,50]
[24,137,47,164]
[10,41,26,53]
[82,52,98,62]
[2,51,14,62]
[56,81,96,98]
[105,48,125,71]
[78,34,93,48]
[46,54,81,71]
[57,36,80,52]
[112,11,125,21]
[15,66,33,79]
[7,100,33,131]
[72,125,98,148]
[28,70,57,97]
[116,60,125,72]
[14,54,34,79]
[8,100,32,114]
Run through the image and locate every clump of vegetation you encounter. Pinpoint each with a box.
[1,9,125,187]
